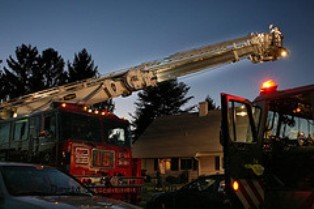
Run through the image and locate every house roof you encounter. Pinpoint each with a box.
[132,110,222,158]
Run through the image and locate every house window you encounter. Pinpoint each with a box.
[154,159,158,171]
[165,159,171,171]
[171,158,179,171]
[180,158,192,170]
[215,156,220,171]
[193,158,198,170]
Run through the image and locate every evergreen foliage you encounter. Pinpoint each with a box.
[205,95,220,110]
[67,49,99,82]
[131,79,194,142]
[0,45,115,112]
[38,48,67,88]
[3,44,40,98]
[67,48,114,112]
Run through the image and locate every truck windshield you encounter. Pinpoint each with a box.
[61,112,102,142]
[60,112,131,146]
[266,112,314,146]
[265,97,314,147]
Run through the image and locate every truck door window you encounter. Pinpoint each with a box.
[13,119,29,141]
[103,121,130,147]
[108,128,125,144]
[228,101,257,143]
[29,116,40,139]
[44,114,56,140]
[0,123,10,143]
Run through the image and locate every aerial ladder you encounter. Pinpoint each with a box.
[0,25,287,119]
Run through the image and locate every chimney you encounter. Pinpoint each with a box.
[199,101,208,117]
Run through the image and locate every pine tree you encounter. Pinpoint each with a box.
[2,45,68,100]
[38,48,67,89]
[0,67,5,101]
[67,48,114,111]
[3,44,40,99]
[67,49,98,82]
[205,95,220,110]
[131,79,194,142]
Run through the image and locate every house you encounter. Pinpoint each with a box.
[132,102,223,182]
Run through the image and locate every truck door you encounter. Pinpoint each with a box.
[9,118,29,162]
[221,93,264,209]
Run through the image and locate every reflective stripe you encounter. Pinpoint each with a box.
[247,179,264,203]
[236,186,251,209]
[241,180,260,208]
[252,179,264,201]
[232,179,264,209]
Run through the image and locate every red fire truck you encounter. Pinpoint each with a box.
[0,101,143,202]
[221,81,314,209]
[0,25,287,204]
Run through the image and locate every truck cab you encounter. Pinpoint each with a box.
[221,81,314,209]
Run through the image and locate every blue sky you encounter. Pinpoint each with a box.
[1,0,313,118]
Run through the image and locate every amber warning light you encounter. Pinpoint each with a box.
[260,80,278,94]
[232,180,239,191]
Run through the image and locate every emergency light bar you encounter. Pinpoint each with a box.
[260,80,278,94]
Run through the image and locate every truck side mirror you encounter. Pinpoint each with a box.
[39,130,49,137]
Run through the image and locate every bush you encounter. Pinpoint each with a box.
[165,175,178,184]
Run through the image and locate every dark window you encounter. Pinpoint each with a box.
[154,159,159,171]
[171,158,179,171]
[44,114,56,140]
[215,156,220,171]
[0,123,10,143]
[180,158,192,170]
[13,119,28,141]
[29,116,40,139]
[60,112,101,142]
[193,158,198,171]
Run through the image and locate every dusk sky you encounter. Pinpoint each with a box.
[1,0,313,118]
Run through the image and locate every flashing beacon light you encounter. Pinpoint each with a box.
[61,103,67,108]
[260,80,278,94]
[232,180,239,192]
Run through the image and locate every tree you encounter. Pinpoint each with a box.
[67,48,115,111]
[131,79,194,142]
[1,45,115,112]
[204,95,220,110]
[0,65,5,101]
[38,48,67,89]
[3,44,40,99]
[2,45,68,100]
[67,49,99,83]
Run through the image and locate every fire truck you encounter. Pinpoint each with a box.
[221,81,314,209]
[0,26,287,203]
